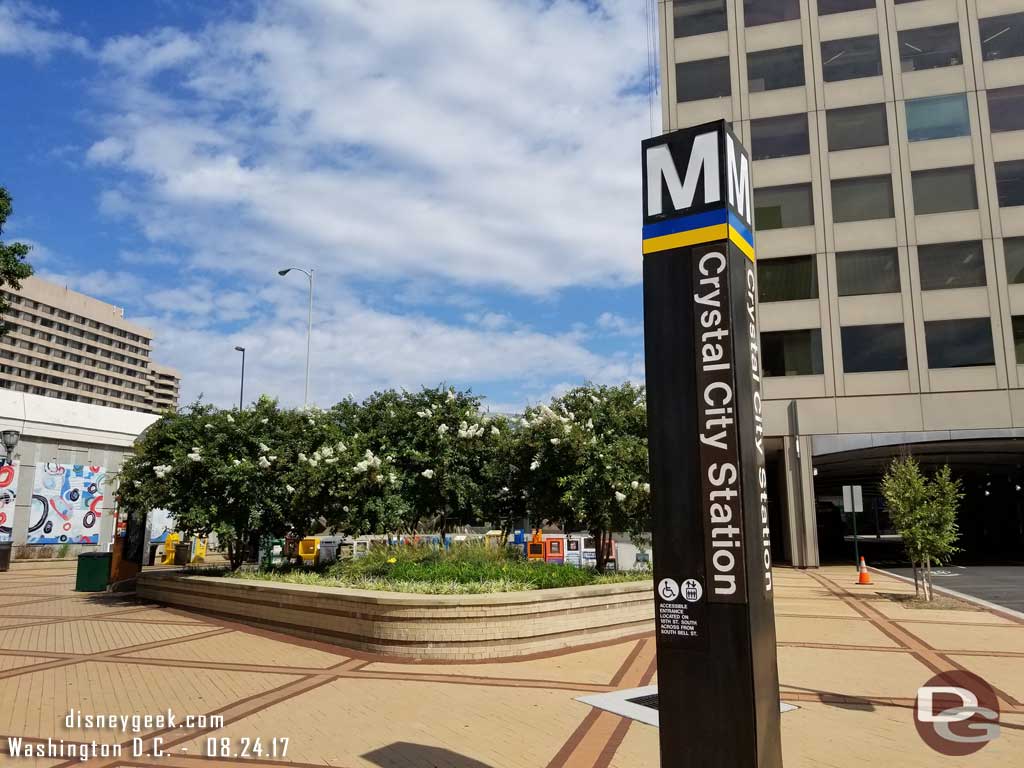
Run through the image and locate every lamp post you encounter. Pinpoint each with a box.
[277,267,314,406]
[234,346,246,410]
[0,429,20,467]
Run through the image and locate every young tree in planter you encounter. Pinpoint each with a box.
[881,456,930,598]
[918,465,963,601]
[523,383,650,572]
[881,457,962,601]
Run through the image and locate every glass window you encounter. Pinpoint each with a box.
[744,0,800,27]
[818,0,874,15]
[822,35,883,82]
[898,24,963,72]
[841,324,907,373]
[762,329,824,376]
[912,166,977,214]
[748,46,805,92]
[826,104,888,150]
[987,86,1024,133]
[979,13,1024,61]
[1012,316,1024,364]
[917,241,987,290]
[757,256,818,302]
[837,249,901,296]
[750,114,809,160]
[673,0,728,37]
[676,57,731,102]
[754,183,815,230]
[995,160,1024,207]
[925,318,995,368]
[832,175,894,222]
[1005,237,1024,284]
[906,93,970,141]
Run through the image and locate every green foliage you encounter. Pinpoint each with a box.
[122,382,651,571]
[0,187,34,337]
[881,456,962,599]
[225,543,650,594]
[518,383,650,571]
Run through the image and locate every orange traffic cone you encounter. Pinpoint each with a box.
[857,556,872,585]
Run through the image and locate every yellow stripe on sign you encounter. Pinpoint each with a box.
[729,229,756,262]
[641,223,729,255]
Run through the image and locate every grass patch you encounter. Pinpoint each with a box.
[218,543,652,594]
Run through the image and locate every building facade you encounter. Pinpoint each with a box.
[0,276,181,414]
[660,0,1024,565]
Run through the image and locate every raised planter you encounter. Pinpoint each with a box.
[136,570,655,661]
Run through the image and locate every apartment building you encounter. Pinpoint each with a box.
[0,276,180,414]
[659,0,1024,564]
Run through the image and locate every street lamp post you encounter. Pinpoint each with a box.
[234,346,246,410]
[0,429,20,467]
[277,267,314,406]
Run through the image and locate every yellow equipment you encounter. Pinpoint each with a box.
[298,536,320,565]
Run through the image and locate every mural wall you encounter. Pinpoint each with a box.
[0,461,17,539]
[29,463,106,545]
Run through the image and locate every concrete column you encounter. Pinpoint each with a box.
[782,434,819,568]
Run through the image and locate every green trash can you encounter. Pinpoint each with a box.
[0,540,12,572]
[75,551,112,592]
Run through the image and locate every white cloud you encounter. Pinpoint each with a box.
[86,0,657,294]
[0,1,87,59]
[596,311,643,337]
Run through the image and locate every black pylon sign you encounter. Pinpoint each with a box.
[641,120,783,767]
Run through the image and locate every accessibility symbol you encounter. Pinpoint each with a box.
[682,578,703,603]
[658,578,679,601]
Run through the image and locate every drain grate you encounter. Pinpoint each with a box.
[627,693,659,710]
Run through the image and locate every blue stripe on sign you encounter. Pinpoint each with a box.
[727,210,754,249]
[642,208,728,240]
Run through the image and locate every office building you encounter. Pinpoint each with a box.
[660,0,1024,564]
[0,276,181,414]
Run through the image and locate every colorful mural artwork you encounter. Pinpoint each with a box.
[29,463,106,545]
[0,461,17,539]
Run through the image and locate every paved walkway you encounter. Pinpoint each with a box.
[1,562,1021,767]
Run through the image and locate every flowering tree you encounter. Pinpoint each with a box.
[521,383,649,572]
[120,397,297,569]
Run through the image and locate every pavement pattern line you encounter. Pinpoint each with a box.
[4,564,1023,767]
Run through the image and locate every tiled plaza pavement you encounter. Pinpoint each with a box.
[1,561,1022,767]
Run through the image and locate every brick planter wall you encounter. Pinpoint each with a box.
[136,571,655,660]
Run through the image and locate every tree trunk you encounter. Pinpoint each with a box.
[924,556,933,601]
[912,561,920,598]
[594,529,607,574]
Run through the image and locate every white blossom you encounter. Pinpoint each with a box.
[153,464,171,479]
[590,395,600,404]
[226,414,234,423]
[388,472,397,485]
[268,455,277,462]
[187,452,202,462]
[325,457,338,464]
[321,445,334,458]
[205,423,214,430]
[258,456,272,469]
[446,390,456,401]
[286,484,296,493]
[631,480,640,490]
[530,459,540,471]
[258,442,270,453]
[642,483,650,493]
[550,438,560,445]
[354,449,381,473]
[615,491,627,503]
[586,419,593,430]
[260,418,268,424]
[491,426,500,436]
[343,505,349,512]
[232,459,241,466]
[298,453,308,463]
[336,442,347,452]
[421,469,435,479]
[437,423,449,435]
[417,409,431,418]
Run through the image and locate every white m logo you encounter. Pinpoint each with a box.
[725,134,751,225]
[645,132,720,217]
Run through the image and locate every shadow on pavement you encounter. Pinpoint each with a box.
[363,742,496,767]
[783,685,876,712]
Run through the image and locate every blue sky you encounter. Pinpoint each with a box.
[0,0,658,412]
